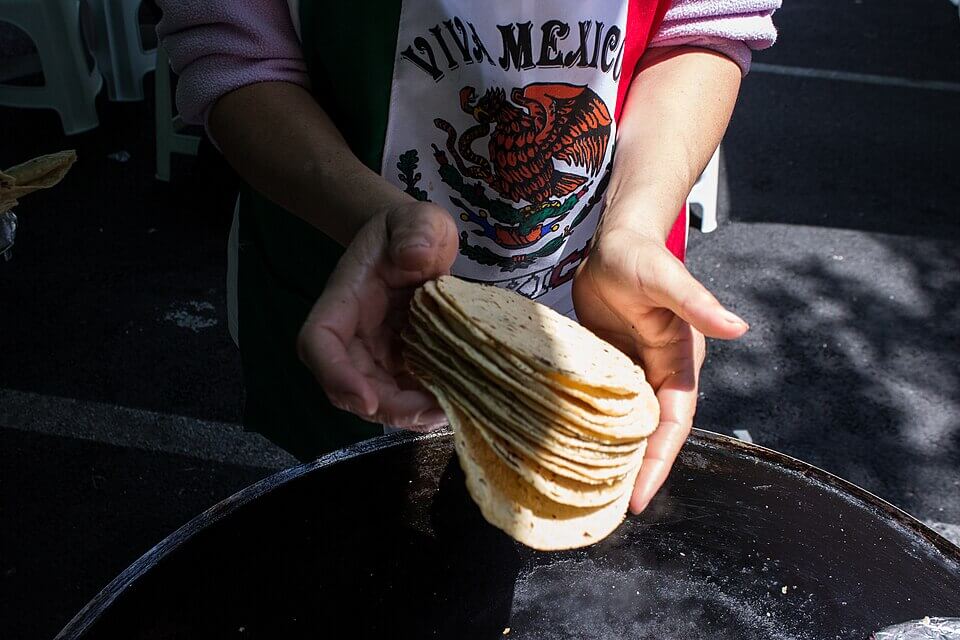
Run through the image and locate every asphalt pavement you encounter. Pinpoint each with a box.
[1,1,959,638]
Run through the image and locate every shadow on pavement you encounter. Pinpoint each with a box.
[695,233,960,522]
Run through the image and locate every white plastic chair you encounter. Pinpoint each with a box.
[154,46,200,181]
[87,0,155,101]
[0,0,102,134]
[687,144,721,233]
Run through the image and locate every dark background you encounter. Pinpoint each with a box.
[1,1,959,638]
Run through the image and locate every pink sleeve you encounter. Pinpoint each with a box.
[155,0,309,128]
[650,0,781,75]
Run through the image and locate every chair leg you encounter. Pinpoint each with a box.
[0,2,102,134]
[699,149,720,233]
[90,0,121,101]
[688,145,721,234]
[114,0,156,100]
[154,46,173,181]
[155,138,172,181]
[43,1,102,134]
[125,0,157,73]
[155,47,200,180]
[90,0,154,101]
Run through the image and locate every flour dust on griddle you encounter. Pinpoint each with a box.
[507,557,820,640]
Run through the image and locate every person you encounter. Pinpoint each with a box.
[157,0,779,514]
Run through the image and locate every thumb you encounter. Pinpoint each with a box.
[646,250,749,340]
[385,203,458,278]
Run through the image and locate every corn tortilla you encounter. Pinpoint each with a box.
[433,276,646,395]
[449,402,640,551]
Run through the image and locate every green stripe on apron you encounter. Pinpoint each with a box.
[237,1,402,460]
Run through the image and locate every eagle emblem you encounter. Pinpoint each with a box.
[398,83,613,272]
[437,83,611,204]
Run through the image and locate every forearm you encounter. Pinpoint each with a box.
[209,82,410,246]
[603,46,741,241]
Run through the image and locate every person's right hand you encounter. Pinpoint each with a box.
[297,201,458,430]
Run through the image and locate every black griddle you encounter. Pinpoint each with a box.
[57,430,960,639]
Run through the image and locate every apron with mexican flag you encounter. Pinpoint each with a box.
[237,0,677,460]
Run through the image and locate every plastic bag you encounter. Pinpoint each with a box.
[0,211,15,261]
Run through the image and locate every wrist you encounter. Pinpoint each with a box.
[599,190,679,244]
[306,153,412,245]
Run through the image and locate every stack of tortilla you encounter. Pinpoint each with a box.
[403,276,659,550]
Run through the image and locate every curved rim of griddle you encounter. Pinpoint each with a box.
[55,428,960,639]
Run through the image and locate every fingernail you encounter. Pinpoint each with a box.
[417,408,448,425]
[722,310,748,327]
[345,394,368,415]
[630,496,651,515]
[398,239,430,252]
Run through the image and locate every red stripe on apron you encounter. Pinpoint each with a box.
[614,0,687,263]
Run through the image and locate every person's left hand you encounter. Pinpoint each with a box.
[572,226,748,514]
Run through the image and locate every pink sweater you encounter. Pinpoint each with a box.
[157,0,779,127]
